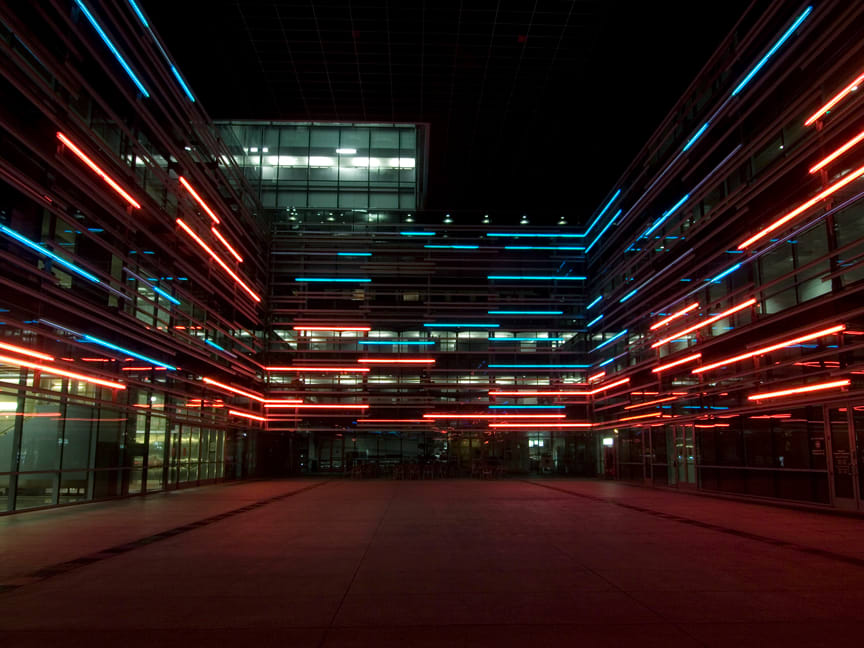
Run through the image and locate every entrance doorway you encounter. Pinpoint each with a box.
[825,405,862,510]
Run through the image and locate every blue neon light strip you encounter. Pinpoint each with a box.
[583,189,622,237]
[82,334,176,370]
[359,340,435,345]
[643,194,689,238]
[620,289,639,303]
[295,277,371,283]
[400,231,436,236]
[488,364,591,369]
[423,323,499,328]
[586,315,603,328]
[127,0,149,27]
[598,357,616,368]
[74,0,150,97]
[709,263,742,283]
[682,122,710,152]
[486,233,584,238]
[204,339,226,352]
[424,245,479,249]
[489,337,565,342]
[488,405,566,410]
[487,310,563,315]
[488,275,586,281]
[591,329,628,352]
[585,209,622,254]
[586,295,603,310]
[338,252,372,256]
[731,6,813,96]
[504,246,585,251]
[1,225,100,283]
[151,284,181,306]
[170,65,195,102]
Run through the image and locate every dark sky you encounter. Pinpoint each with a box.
[145,0,752,222]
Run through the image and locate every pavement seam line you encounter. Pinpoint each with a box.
[0,481,329,596]
[523,480,864,570]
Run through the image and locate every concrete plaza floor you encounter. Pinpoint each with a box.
[1,478,864,647]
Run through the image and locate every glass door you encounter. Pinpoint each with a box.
[674,425,697,488]
[825,406,860,510]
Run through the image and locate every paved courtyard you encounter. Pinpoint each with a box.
[1,479,863,647]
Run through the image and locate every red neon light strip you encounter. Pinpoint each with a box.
[489,390,591,396]
[264,404,370,410]
[293,326,371,332]
[178,176,220,224]
[489,423,592,428]
[652,353,702,374]
[738,166,864,249]
[423,414,566,419]
[176,219,261,302]
[56,132,141,209]
[0,352,125,389]
[650,303,699,330]
[202,377,264,402]
[651,299,756,348]
[357,358,436,364]
[748,379,850,401]
[265,366,370,373]
[121,366,168,371]
[693,324,845,374]
[588,371,605,382]
[619,412,663,422]
[210,228,244,262]
[228,409,267,422]
[0,341,54,362]
[804,71,864,126]
[809,129,864,174]
[262,399,304,404]
[590,377,630,393]
[623,396,678,410]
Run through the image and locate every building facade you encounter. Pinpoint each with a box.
[2,0,864,513]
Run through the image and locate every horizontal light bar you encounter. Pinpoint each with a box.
[489,337,565,342]
[357,419,433,424]
[265,366,371,373]
[748,379,850,401]
[202,377,265,402]
[488,364,590,369]
[228,409,267,422]
[588,371,605,382]
[652,353,702,374]
[358,340,435,345]
[738,164,864,249]
[489,391,590,396]
[650,303,699,330]
[400,231,436,236]
[489,423,592,428]
[336,148,357,154]
[293,325,371,332]
[295,277,371,283]
[357,358,436,364]
[486,233,584,238]
[488,275,586,280]
[623,396,678,410]
[804,69,864,126]
[423,414,566,419]
[82,334,176,370]
[808,129,864,173]
[264,404,370,409]
[487,310,563,315]
[487,405,565,410]
[178,176,220,224]
[57,133,141,208]
[337,252,372,256]
[0,352,125,389]
[619,412,664,422]
[591,377,630,393]
[0,341,54,362]
[731,6,813,97]
[210,228,243,262]
[73,1,150,97]
[424,245,480,249]
[504,246,585,251]
[1,225,100,283]
[423,323,499,328]
[591,330,628,352]
[262,399,304,404]
[176,220,261,302]
[651,299,756,348]
[693,324,845,374]
[586,296,603,310]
